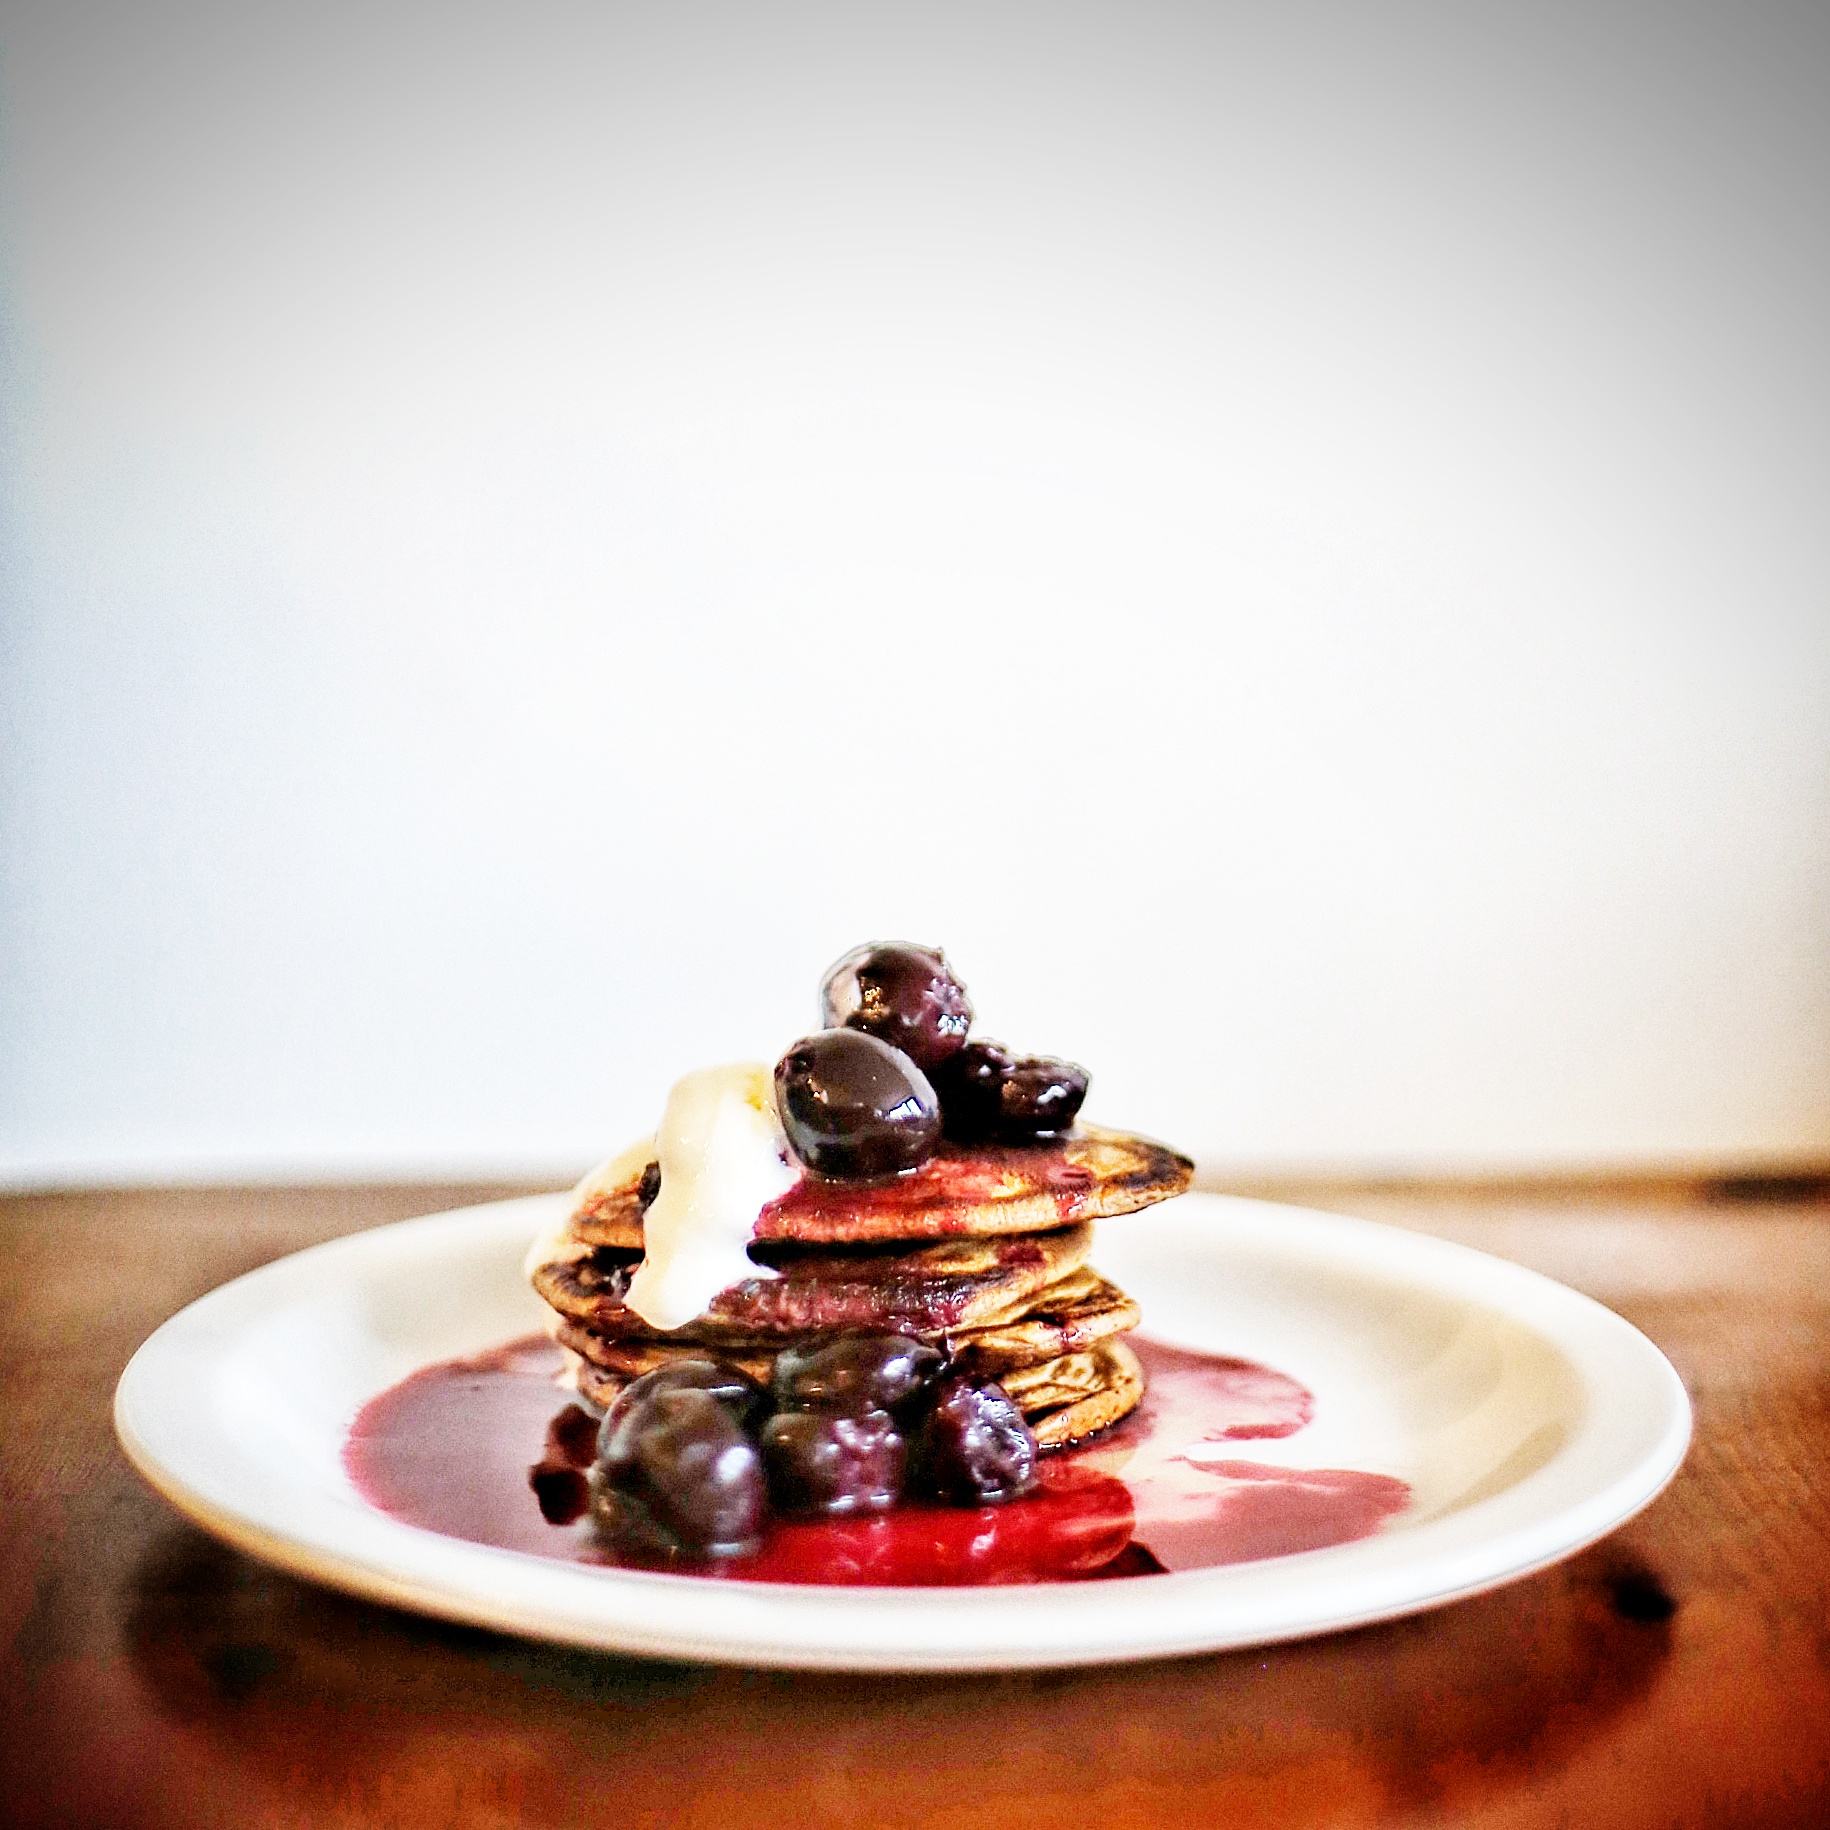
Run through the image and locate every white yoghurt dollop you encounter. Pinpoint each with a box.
[623,1061,798,1331]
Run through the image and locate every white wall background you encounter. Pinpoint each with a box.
[2,1,1827,1185]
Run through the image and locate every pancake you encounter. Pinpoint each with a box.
[943,1269,1140,1376]
[1009,1340,1145,1448]
[566,1334,1145,1448]
[553,1257,1147,1451]
[535,1096,1179,1464]
[532,1223,1094,1343]
[566,1123,1192,1251]
[557,1324,778,1388]
[551,1261,1132,1374]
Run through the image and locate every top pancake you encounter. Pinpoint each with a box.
[567,1123,1193,1249]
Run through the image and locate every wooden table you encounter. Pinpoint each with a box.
[4,1175,1827,1829]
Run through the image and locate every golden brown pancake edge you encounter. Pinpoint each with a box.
[532,1224,1094,1342]
[565,1122,1192,1250]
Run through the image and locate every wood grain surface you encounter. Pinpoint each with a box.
[3,1176,1827,1829]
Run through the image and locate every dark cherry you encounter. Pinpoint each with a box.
[773,1333,945,1415]
[760,1407,905,1517]
[595,1359,766,1458]
[529,1464,591,1525]
[592,1386,765,1558]
[820,943,973,1071]
[527,1402,601,1525]
[930,1038,1016,1142]
[546,1402,602,1469]
[997,1055,1089,1141]
[774,1030,941,1179]
[910,1375,1038,1504]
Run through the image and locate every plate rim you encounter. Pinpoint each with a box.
[113,1191,1692,1671]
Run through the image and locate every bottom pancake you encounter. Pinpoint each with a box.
[561,1330,1144,1450]
[1002,1339,1144,1448]
[947,1269,1140,1375]
[559,1326,778,1388]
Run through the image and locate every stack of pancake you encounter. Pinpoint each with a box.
[528,1125,1193,1448]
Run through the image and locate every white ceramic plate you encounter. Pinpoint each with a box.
[115,1192,1689,1671]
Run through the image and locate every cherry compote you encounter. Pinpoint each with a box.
[998,1056,1089,1140]
[592,1382,765,1560]
[761,1408,905,1517]
[909,1374,1039,1503]
[929,1039,1014,1142]
[528,1401,600,1525]
[345,1335,1413,1585]
[597,1358,767,1441]
[774,1030,941,1179]
[820,943,973,1071]
[772,1333,943,1414]
[931,1043,1089,1144]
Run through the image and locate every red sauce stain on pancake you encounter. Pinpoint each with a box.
[344,1336,1409,1585]
[757,1140,1096,1234]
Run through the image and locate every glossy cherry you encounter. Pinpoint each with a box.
[997,1055,1089,1140]
[760,1407,905,1517]
[930,1038,1016,1142]
[910,1376,1039,1504]
[774,1030,941,1179]
[592,1385,765,1558]
[595,1359,766,1457]
[772,1333,945,1415]
[820,943,973,1071]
